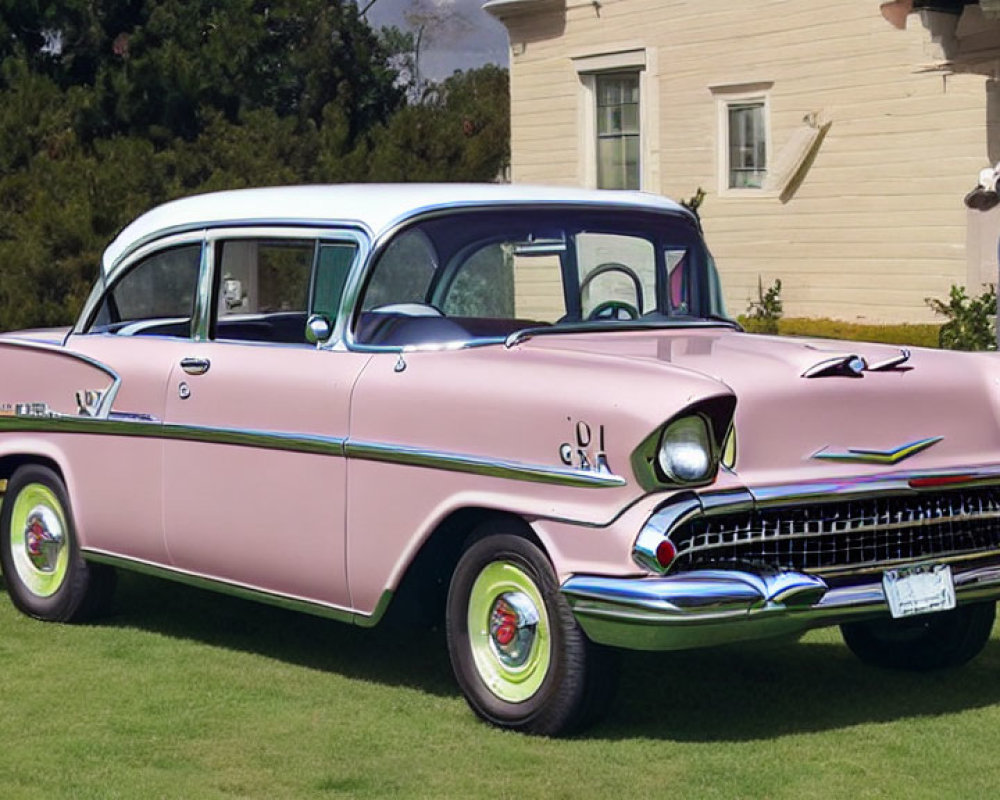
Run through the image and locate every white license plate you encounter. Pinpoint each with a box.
[882,563,956,619]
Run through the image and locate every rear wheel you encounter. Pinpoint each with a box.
[841,602,995,671]
[446,528,617,735]
[0,465,115,622]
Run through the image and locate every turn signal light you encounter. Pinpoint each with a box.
[655,540,677,569]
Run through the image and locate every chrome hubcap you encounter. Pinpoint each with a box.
[488,591,540,669]
[467,561,551,702]
[8,483,71,598]
[23,506,64,573]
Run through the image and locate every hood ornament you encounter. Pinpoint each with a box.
[811,436,942,465]
[802,348,910,379]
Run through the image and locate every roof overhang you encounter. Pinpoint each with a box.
[881,0,1000,74]
[482,0,564,20]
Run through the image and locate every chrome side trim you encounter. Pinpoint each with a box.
[0,415,346,456]
[0,414,624,488]
[562,563,1000,651]
[82,549,393,627]
[345,440,628,488]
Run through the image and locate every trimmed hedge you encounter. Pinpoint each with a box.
[738,316,942,348]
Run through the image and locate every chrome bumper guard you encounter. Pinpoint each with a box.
[561,563,1000,651]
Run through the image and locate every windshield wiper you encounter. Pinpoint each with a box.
[504,316,742,348]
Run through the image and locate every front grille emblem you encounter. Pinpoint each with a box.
[811,436,942,465]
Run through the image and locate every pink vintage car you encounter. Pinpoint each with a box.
[2,184,999,734]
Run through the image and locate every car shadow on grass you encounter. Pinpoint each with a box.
[98,571,459,698]
[596,632,1000,742]
[85,572,1000,741]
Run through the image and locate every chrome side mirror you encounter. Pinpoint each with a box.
[305,314,332,345]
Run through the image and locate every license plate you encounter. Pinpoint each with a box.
[882,563,956,619]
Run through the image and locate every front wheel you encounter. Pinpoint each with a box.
[0,465,115,622]
[841,602,995,671]
[446,529,617,735]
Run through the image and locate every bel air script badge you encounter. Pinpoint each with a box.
[560,420,612,474]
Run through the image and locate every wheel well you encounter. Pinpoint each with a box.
[385,508,543,629]
[0,455,66,495]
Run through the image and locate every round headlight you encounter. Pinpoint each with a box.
[657,416,713,483]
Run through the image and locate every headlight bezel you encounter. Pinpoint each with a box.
[629,396,736,491]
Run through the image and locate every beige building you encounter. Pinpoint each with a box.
[485,0,1000,323]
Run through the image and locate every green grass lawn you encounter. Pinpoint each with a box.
[3,572,1000,799]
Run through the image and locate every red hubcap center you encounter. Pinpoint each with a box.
[26,519,46,556]
[494,608,518,646]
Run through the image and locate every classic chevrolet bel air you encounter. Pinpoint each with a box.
[2,184,1000,734]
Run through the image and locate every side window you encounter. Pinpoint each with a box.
[88,244,201,336]
[218,239,313,319]
[213,238,358,345]
[361,229,437,311]
[312,243,356,321]
[441,244,515,318]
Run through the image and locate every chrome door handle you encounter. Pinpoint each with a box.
[180,357,211,376]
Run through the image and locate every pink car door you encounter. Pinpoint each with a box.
[160,234,369,610]
[67,240,207,564]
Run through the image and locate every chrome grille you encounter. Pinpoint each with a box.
[671,487,1000,575]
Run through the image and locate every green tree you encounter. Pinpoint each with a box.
[0,2,509,332]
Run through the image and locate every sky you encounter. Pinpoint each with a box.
[362,0,510,81]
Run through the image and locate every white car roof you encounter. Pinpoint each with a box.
[101,183,691,274]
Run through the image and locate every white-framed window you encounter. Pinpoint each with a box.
[595,72,640,190]
[573,48,657,191]
[727,101,767,189]
[712,83,773,195]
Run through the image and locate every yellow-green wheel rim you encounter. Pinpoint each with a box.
[8,483,70,598]
[467,561,551,703]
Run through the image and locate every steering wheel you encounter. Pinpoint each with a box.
[588,300,640,320]
[579,262,644,320]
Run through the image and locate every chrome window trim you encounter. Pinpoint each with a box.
[75,230,209,336]
[201,225,370,350]
[193,238,215,343]
[82,549,393,627]
[81,224,371,340]
[105,218,374,281]
[340,202,697,354]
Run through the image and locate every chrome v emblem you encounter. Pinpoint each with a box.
[811,436,942,465]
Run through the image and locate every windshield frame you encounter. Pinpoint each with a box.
[344,204,735,353]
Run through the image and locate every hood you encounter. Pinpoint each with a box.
[522,328,1000,485]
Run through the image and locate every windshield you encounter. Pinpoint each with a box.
[353,207,730,348]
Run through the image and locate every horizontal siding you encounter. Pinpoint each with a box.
[502,0,992,322]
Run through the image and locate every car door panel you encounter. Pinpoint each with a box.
[161,342,370,608]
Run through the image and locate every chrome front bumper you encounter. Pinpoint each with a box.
[561,564,1000,651]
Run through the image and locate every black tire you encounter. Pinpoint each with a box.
[0,465,115,622]
[446,526,618,735]
[841,602,996,671]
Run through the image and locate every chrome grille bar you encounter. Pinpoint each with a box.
[670,487,1000,575]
